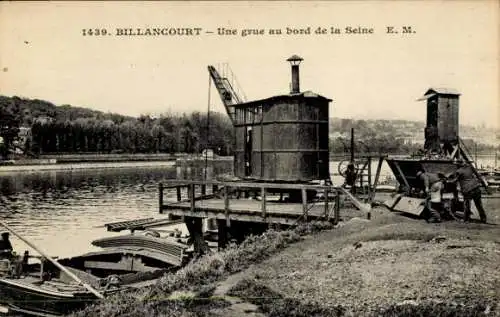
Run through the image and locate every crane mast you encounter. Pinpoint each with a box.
[207,65,246,125]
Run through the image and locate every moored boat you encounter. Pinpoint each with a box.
[0,222,190,317]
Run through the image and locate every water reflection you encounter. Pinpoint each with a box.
[0,156,495,257]
[0,163,232,257]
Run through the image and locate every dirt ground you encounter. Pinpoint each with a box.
[210,199,500,316]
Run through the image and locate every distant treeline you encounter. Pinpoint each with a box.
[0,96,234,158]
[0,95,498,160]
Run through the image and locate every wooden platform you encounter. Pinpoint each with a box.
[162,197,337,225]
[156,179,375,226]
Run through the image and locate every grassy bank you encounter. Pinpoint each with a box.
[69,222,335,317]
[225,213,500,317]
[69,209,500,317]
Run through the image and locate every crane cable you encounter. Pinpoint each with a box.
[205,73,212,181]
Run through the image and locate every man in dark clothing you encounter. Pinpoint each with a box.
[449,162,487,223]
[416,170,442,223]
[345,162,357,194]
[0,232,13,257]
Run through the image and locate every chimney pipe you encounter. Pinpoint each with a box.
[291,64,300,94]
[286,55,303,94]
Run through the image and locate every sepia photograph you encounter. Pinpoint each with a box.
[0,1,499,316]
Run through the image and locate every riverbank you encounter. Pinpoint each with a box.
[0,153,235,173]
[0,160,176,173]
[69,205,499,317]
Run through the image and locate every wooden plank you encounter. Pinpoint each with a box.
[165,198,330,216]
[162,179,343,191]
[83,260,157,273]
[166,209,317,225]
[338,187,371,214]
[105,218,156,232]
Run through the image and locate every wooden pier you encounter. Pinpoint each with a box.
[157,179,370,252]
[159,180,342,225]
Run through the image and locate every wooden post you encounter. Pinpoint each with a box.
[324,188,329,218]
[158,183,163,214]
[217,219,228,250]
[301,187,308,221]
[224,186,230,227]
[367,157,372,197]
[185,217,208,256]
[201,184,206,196]
[212,184,218,195]
[176,186,182,202]
[261,187,266,219]
[334,190,340,225]
[190,183,195,213]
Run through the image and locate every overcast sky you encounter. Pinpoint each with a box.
[0,1,498,128]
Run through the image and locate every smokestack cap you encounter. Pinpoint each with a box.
[286,55,303,66]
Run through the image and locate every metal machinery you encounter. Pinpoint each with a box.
[383,88,488,218]
[208,56,332,201]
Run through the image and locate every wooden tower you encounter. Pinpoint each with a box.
[418,88,460,156]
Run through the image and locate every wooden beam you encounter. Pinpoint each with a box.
[369,156,384,202]
[158,183,164,214]
[190,184,195,213]
[338,187,371,214]
[162,179,345,191]
[393,161,410,193]
[367,157,372,198]
[261,187,266,218]
[176,186,182,202]
[224,186,230,227]
[217,219,228,250]
[334,191,340,225]
[324,188,329,218]
[301,187,308,221]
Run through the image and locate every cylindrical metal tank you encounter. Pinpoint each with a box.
[233,92,331,182]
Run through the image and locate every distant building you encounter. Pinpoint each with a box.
[12,127,32,154]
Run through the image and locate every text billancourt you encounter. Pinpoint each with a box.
[116,28,203,36]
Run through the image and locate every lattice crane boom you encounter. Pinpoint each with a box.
[207,65,246,124]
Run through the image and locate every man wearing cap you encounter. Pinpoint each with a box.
[0,232,13,258]
[449,162,487,223]
[416,169,442,223]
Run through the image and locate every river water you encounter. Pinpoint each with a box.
[0,157,497,258]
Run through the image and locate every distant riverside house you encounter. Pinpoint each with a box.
[13,127,32,154]
[201,149,214,158]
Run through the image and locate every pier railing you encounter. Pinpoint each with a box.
[157,180,356,225]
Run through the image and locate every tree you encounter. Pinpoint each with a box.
[0,98,21,159]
